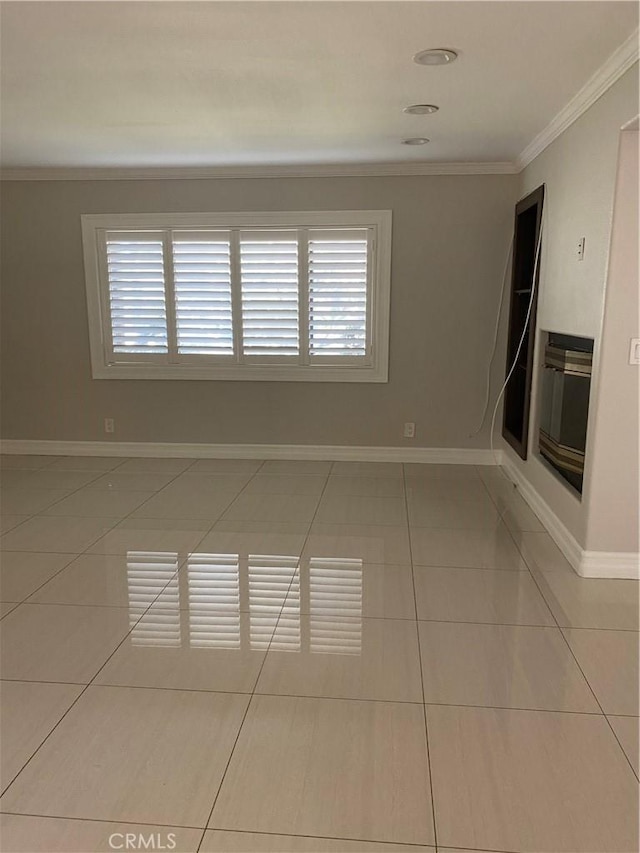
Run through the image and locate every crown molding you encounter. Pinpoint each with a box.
[516,28,639,171]
[2,29,635,182]
[0,160,517,182]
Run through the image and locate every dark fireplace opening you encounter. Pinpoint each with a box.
[539,332,593,495]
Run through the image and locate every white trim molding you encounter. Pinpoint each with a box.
[0,161,517,182]
[516,28,640,171]
[0,439,498,466]
[81,209,392,383]
[503,456,639,580]
[579,551,640,580]
[1,31,636,182]
[502,456,583,572]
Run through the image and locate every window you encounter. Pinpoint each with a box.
[82,210,392,382]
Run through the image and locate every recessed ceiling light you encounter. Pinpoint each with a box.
[403,104,439,115]
[413,48,458,66]
[402,137,430,145]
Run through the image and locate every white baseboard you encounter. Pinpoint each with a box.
[502,455,584,572]
[579,551,640,580]
[503,456,639,580]
[0,439,500,466]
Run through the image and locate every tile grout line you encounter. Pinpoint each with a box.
[0,810,204,834]
[194,461,334,851]
[0,459,152,601]
[0,517,34,536]
[0,562,186,799]
[474,464,526,530]
[492,470,640,782]
[2,458,637,833]
[0,678,620,716]
[0,454,220,790]
[0,811,442,849]
[0,463,123,540]
[4,457,252,607]
[2,456,197,560]
[403,461,439,851]
[4,464,635,633]
[16,598,627,632]
[0,458,270,800]
[4,554,80,608]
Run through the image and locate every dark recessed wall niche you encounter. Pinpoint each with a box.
[502,184,545,459]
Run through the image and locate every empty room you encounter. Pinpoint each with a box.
[0,2,638,852]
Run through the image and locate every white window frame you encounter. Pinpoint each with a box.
[81,210,392,382]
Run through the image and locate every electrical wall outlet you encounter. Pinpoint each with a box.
[577,237,586,261]
[629,338,640,365]
[104,418,115,434]
[403,422,416,439]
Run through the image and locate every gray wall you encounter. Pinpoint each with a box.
[583,129,639,554]
[1,174,516,448]
[503,65,639,548]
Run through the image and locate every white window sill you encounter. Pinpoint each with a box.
[92,363,389,383]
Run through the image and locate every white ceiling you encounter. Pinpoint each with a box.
[0,1,637,170]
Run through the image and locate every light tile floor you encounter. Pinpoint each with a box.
[0,455,637,853]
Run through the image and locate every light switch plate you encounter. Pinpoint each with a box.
[629,338,640,365]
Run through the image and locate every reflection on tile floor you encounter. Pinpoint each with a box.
[0,456,637,852]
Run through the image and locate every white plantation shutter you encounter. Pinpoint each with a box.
[308,228,369,358]
[172,230,234,356]
[85,212,389,380]
[105,231,168,355]
[239,230,299,357]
